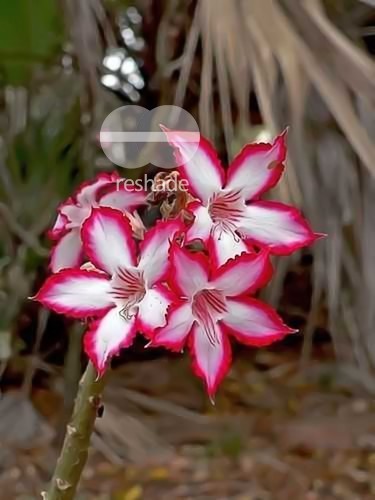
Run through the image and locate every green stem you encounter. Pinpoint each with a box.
[56,324,84,447]
[43,362,106,500]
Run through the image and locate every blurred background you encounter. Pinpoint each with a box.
[1,0,375,498]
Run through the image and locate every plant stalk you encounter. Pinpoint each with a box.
[43,362,106,500]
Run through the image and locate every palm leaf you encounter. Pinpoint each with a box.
[157,0,375,385]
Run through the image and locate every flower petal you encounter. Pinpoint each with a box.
[34,269,112,318]
[189,322,231,398]
[75,172,119,206]
[81,207,136,275]
[239,201,319,255]
[226,132,287,201]
[211,250,273,296]
[48,211,68,240]
[49,229,83,273]
[136,284,175,335]
[208,229,251,268]
[152,301,194,351]
[185,201,213,244]
[161,126,225,204]
[222,297,295,346]
[84,306,137,375]
[99,183,146,211]
[138,219,183,286]
[60,204,88,227]
[169,244,209,298]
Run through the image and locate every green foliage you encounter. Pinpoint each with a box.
[3,81,81,222]
[0,0,64,84]
[0,72,83,336]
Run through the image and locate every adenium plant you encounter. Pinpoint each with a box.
[35,129,319,397]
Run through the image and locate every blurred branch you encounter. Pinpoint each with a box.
[0,202,48,256]
[359,0,375,6]
[22,309,49,396]
[61,0,116,106]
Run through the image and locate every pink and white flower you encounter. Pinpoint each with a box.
[49,172,146,272]
[162,127,319,266]
[36,207,182,374]
[151,244,295,398]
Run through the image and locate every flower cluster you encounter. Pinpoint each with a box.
[34,129,319,397]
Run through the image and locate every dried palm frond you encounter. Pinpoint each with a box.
[61,0,117,105]
[157,0,375,388]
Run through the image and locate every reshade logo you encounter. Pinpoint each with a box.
[100,105,200,169]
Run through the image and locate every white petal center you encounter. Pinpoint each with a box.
[208,190,245,239]
[110,267,145,319]
[192,288,228,346]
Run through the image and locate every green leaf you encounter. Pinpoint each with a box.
[0,0,64,84]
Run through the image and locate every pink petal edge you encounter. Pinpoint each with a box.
[81,206,137,273]
[33,269,112,319]
[242,200,322,255]
[84,314,137,376]
[222,296,297,347]
[188,323,232,399]
[210,249,273,295]
[225,130,287,201]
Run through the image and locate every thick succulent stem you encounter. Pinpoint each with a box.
[43,362,106,500]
